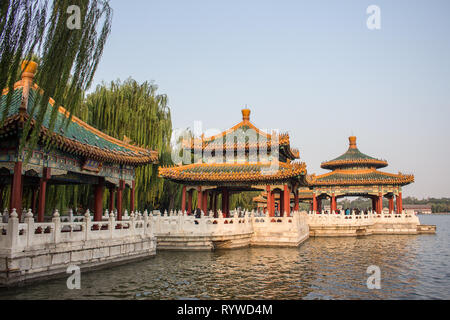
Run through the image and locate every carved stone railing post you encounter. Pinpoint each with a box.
[130,211,136,233]
[143,210,150,236]
[177,212,184,233]
[7,209,19,252]
[84,210,91,241]
[24,209,34,248]
[52,209,61,244]
[109,210,115,238]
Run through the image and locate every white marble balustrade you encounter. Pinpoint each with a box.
[0,208,154,254]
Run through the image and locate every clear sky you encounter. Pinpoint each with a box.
[91,0,450,198]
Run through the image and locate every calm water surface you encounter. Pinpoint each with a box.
[0,215,449,300]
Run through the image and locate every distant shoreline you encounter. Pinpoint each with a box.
[418,213,450,215]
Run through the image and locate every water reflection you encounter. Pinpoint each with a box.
[0,216,448,300]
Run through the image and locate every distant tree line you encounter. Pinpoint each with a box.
[403,197,450,213]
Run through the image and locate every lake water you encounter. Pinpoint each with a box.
[0,215,449,300]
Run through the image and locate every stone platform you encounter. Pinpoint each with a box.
[0,210,156,287]
[153,211,310,251]
[307,211,436,237]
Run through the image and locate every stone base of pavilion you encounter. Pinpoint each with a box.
[307,210,436,237]
[152,210,310,251]
[0,209,156,287]
[250,212,310,247]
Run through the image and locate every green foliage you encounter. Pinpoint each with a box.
[337,197,372,210]
[230,191,261,210]
[13,78,176,215]
[81,78,174,210]
[0,0,112,160]
[403,197,450,213]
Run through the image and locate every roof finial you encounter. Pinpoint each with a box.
[242,108,251,121]
[19,60,38,114]
[21,60,38,83]
[349,136,357,149]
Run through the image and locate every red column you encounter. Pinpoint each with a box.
[197,187,202,210]
[395,195,399,213]
[187,190,193,214]
[331,194,336,212]
[130,180,136,212]
[312,193,317,213]
[109,188,115,212]
[213,192,218,214]
[37,167,51,223]
[377,194,383,214]
[94,178,105,222]
[203,190,208,213]
[397,192,403,214]
[284,185,290,216]
[117,180,125,221]
[225,190,230,217]
[10,161,23,219]
[389,197,394,213]
[31,187,37,214]
[294,190,299,212]
[400,194,403,213]
[266,186,271,216]
[221,189,226,216]
[222,188,229,217]
[279,191,284,216]
[181,186,186,213]
[271,191,276,217]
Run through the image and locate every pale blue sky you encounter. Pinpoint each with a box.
[91,0,450,198]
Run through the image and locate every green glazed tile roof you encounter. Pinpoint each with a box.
[1,86,158,165]
[0,88,23,118]
[26,89,131,153]
[330,148,377,162]
[312,170,414,186]
[321,137,388,170]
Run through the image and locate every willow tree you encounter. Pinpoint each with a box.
[0,0,112,157]
[82,78,174,210]
[230,192,260,211]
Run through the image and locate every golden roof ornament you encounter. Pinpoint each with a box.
[241,108,251,122]
[349,136,357,149]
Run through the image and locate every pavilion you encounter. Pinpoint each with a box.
[0,61,158,222]
[308,136,414,214]
[159,109,307,217]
